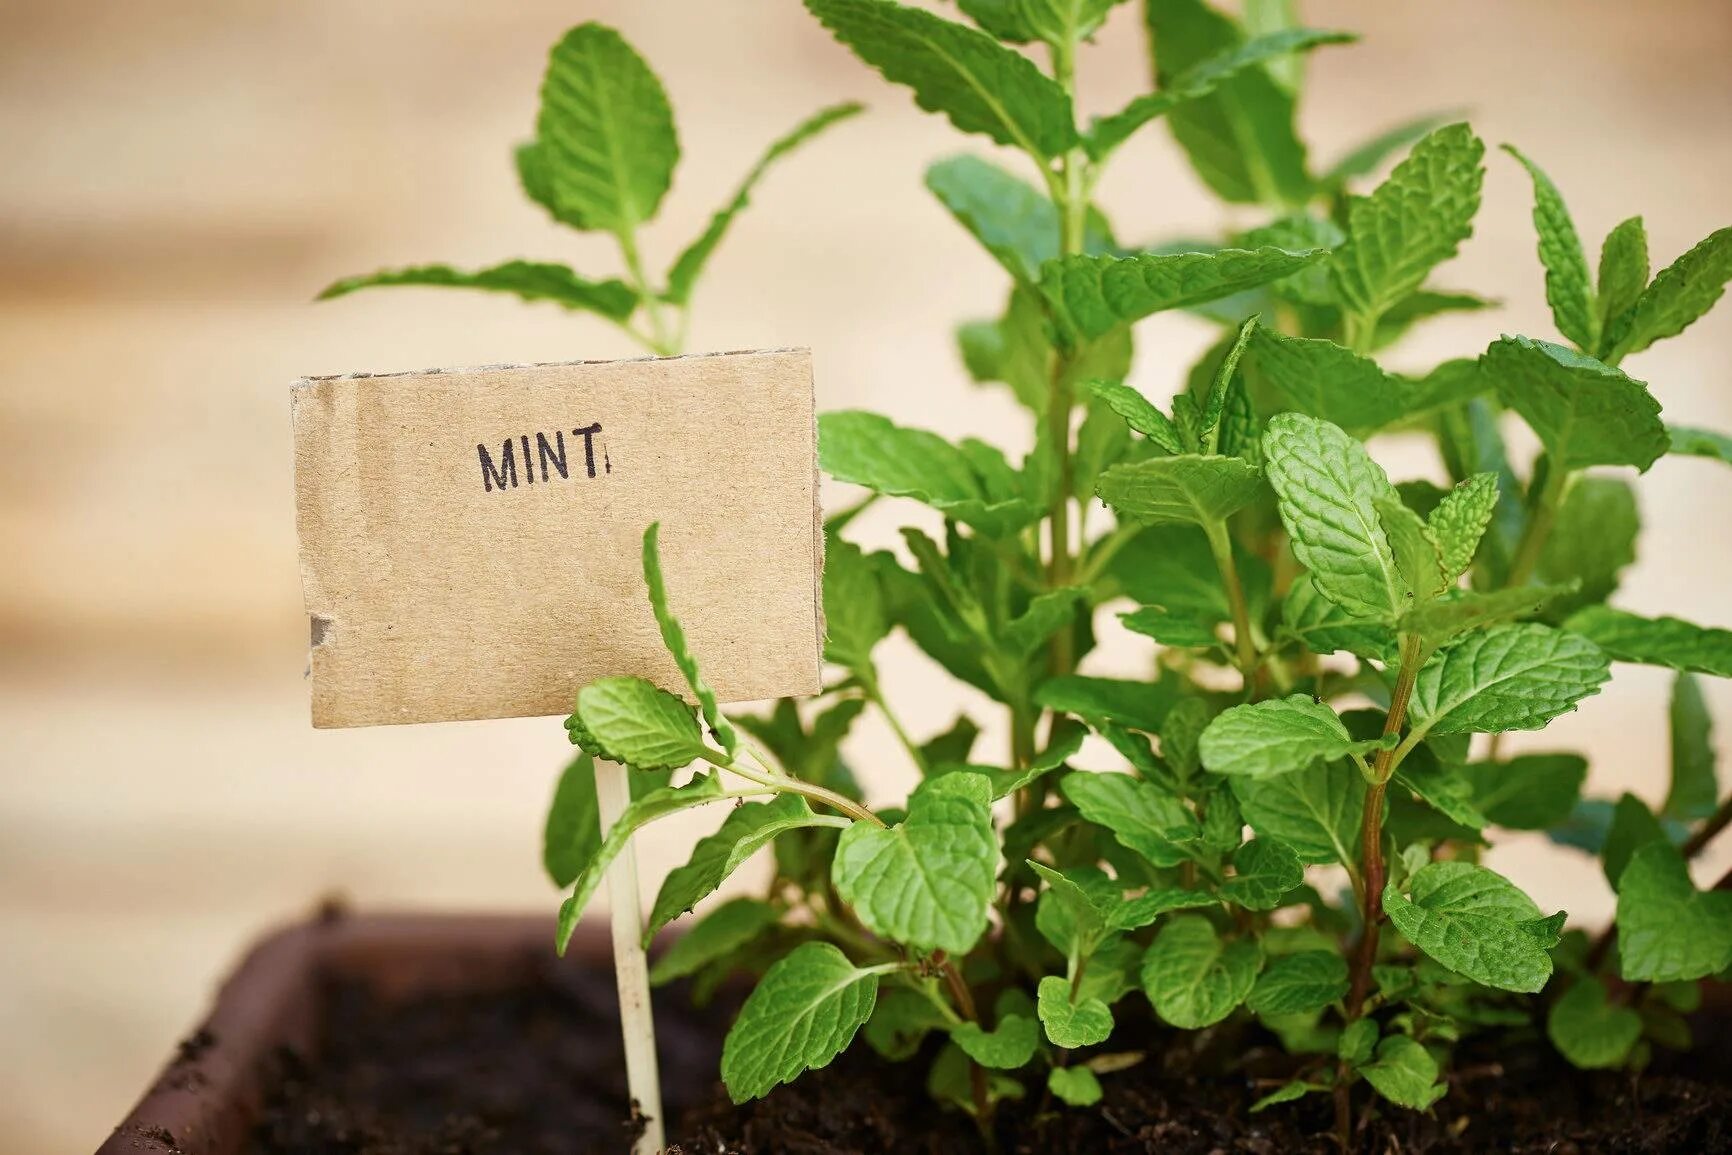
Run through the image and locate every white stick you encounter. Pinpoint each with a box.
[593,757,666,1154]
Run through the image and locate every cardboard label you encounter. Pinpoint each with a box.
[292,349,823,728]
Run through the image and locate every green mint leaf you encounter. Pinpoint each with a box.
[1359,1035,1446,1110]
[1074,937,1147,1007]
[1144,0,1312,206]
[642,523,735,756]
[1037,975,1115,1047]
[1036,674,1181,731]
[1232,763,1367,867]
[536,24,678,233]
[1595,215,1650,349]
[804,0,1076,158]
[1566,607,1732,678]
[1338,1017,1379,1066]
[666,101,862,303]
[1086,380,1184,453]
[1075,392,1138,500]
[1602,792,1669,890]
[1616,841,1732,982]
[1536,477,1639,619]
[932,725,1083,802]
[954,0,1035,41]
[1087,27,1353,160]
[648,897,782,986]
[1408,623,1611,736]
[921,714,981,767]
[1606,226,1732,361]
[1000,588,1087,660]
[1160,697,1211,781]
[1382,861,1559,992]
[575,676,713,770]
[1461,753,1587,831]
[1199,694,1378,779]
[543,752,603,888]
[1668,425,1732,467]
[1375,495,1447,603]
[823,538,890,673]
[820,411,1038,536]
[957,286,1051,411]
[1262,412,1406,620]
[1062,771,1198,868]
[1246,950,1348,1016]
[1482,336,1667,471]
[834,773,997,953]
[1398,583,1573,647]
[926,1041,1025,1115]
[1392,757,1487,831]
[1427,472,1500,584]
[1666,673,1718,821]
[1120,605,1221,649]
[1219,837,1304,910]
[1141,915,1262,1028]
[1109,888,1220,932]
[1012,0,1128,52]
[1245,326,1411,435]
[926,154,1065,284]
[1028,861,1110,953]
[1200,315,1258,454]
[1043,247,1324,340]
[1047,1065,1103,1107]
[1095,455,1264,527]
[556,774,725,952]
[1547,977,1642,1069]
[1329,123,1485,325]
[1503,145,1598,351]
[543,753,673,888]
[317,260,637,320]
[646,793,831,942]
[721,942,882,1102]
[952,1013,1040,1069]
[1251,1079,1330,1112]
[1279,573,1398,663]
[864,989,951,1060]
[1319,111,1457,189]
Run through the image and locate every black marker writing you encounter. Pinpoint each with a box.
[478,424,606,492]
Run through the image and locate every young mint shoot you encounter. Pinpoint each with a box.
[326,2,1732,1146]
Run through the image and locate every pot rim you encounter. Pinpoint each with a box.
[98,911,602,1155]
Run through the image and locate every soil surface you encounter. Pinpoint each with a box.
[250,953,1732,1155]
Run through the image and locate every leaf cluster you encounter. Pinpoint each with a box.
[330,2,1732,1135]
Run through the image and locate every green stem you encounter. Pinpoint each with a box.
[1336,631,1425,1146]
[1346,632,1426,1017]
[1205,519,1258,690]
[865,677,930,776]
[1040,42,1090,682]
[1505,461,1571,588]
[615,227,679,356]
[715,752,883,827]
[1343,307,1381,355]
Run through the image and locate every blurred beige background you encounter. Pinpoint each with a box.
[3,1,1730,1151]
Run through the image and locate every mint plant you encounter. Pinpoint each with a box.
[326,2,1732,1147]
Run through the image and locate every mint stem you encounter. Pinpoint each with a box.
[1205,519,1259,690]
[1336,631,1425,1144]
[1505,460,1570,587]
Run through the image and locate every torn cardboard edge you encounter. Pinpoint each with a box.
[293,348,824,728]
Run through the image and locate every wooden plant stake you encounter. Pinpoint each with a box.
[594,758,663,1153]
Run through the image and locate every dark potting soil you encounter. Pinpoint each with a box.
[249,952,1732,1155]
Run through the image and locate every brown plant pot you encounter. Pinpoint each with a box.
[102,910,1732,1155]
[99,912,599,1155]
